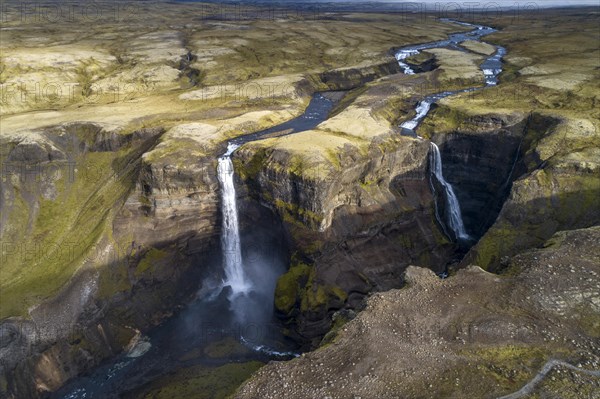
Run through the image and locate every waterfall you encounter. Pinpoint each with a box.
[217,143,294,356]
[217,143,250,296]
[429,143,471,242]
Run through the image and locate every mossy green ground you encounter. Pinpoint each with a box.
[274,259,347,317]
[134,361,264,399]
[0,147,139,318]
[134,248,168,278]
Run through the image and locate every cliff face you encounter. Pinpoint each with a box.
[315,58,401,91]
[234,132,453,345]
[0,123,224,398]
[429,112,527,239]
[465,139,600,271]
[419,103,600,272]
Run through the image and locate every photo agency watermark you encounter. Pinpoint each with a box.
[0,0,139,23]
[1,159,76,183]
[0,239,160,268]
[182,81,298,103]
[396,1,541,22]
[1,151,131,186]
[191,1,323,21]
[0,0,323,24]
[0,81,157,106]
[195,321,285,344]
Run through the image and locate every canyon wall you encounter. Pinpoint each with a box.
[0,123,223,398]
[234,132,454,346]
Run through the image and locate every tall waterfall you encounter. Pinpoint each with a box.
[217,143,250,296]
[429,143,471,242]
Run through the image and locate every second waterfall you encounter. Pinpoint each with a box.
[429,143,472,243]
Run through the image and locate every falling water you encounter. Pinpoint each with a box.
[217,142,301,357]
[217,143,250,296]
[429,143,471,242]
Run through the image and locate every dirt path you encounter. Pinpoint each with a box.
[497,360,600,399]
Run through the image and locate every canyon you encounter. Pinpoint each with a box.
[0,2,598,398]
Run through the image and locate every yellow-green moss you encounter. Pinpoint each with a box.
[325,148,342,171]
[300,267,347,313]
[474,227,519,270]
[275,260,347,316]
[138,361,264,399]
[468,345,548,390]
[235,146,270,181]
[274,199,324,229]
[576,303,600,339]
[274,262,312,314]
[135,247,168,277]
[0,148,139,318]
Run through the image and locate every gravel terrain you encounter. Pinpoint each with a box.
[235,227,600,399]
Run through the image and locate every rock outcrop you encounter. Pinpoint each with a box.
[235,135,454,345]
[232,71,465,346]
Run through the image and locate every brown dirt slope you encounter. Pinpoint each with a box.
[235,226,600,399]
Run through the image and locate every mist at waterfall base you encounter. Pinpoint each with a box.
[212,149,288,335]
[55,220,294,398]
[55,213,295,399]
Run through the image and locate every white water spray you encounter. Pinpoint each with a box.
[429,143,471,242]
[217,143,250,296]
[395,49,418,74]
[401,100,432,131]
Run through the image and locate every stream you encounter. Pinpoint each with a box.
[396,19,505,243]
[55,19,504,398]
[398,19,505,135]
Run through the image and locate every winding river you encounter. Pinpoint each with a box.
[398,19,506,135]
[396,19,506,242]
[56,19,505,398]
